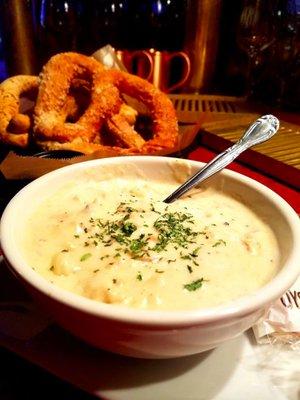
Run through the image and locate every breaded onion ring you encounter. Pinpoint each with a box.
[106,109,144,149]
[103,69,178,152]
[0,75,38,147]
[118,103,138,126]
[8,113,31,134]
[34,53,178,154]
[34,52,121,143]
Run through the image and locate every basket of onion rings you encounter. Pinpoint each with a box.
[0,50,180,156]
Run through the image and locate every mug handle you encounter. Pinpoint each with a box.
[128,50,154,81]
[164,51,191,93]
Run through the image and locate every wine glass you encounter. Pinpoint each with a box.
[35,0,84,65]
[271,0,299,107]
[236,0,276,99]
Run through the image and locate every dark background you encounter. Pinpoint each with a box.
[0,0,299,109]
[0,0,253,96]
[0,347,95,400]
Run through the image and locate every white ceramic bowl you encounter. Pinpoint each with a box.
[1,156,300,359]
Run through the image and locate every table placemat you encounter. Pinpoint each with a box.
[201,113,300,165]
[188,144,300,213]
[198,115,300,190]
[171,94,299,190]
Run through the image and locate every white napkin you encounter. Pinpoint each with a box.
[253,275,300,345]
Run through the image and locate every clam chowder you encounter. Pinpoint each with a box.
[22,173,280,310]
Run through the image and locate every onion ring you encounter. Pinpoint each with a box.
[0,75,38,147]
[37,68,178,154]
[105,108,145,149]
[33,52,178,154]
[103,69,178,153]
[118,103,138,126]
[34,52,121,143]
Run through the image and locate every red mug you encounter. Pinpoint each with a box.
[151,50,191,93]
[116,49,191,93]
[116,50,153,81]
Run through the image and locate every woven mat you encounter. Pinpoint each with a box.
[200,113,300,171]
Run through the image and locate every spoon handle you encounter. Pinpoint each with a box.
[164,115,279,203]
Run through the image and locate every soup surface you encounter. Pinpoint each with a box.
[22,167,280,310]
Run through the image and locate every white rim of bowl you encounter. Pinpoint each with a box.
[1,156,300,327]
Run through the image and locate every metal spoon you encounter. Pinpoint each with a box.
[164,114,280,203]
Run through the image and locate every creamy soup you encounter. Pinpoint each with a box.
[22,169,280,310]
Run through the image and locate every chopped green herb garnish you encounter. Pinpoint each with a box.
[129,235,147,256]
[121,222,137,236]
[184,278,204,291]
[212,239,227,247]
[71,204,206,267]
[80,253,92,262]
[155,269,164,273]
[152,212,198,252]
[191,247,200,257]
[93,269,99,273]
[122,214,130,222]
[114,234,128,244]
[150,203,157,212]
[187,265,193,273]
[137,273,143,281]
